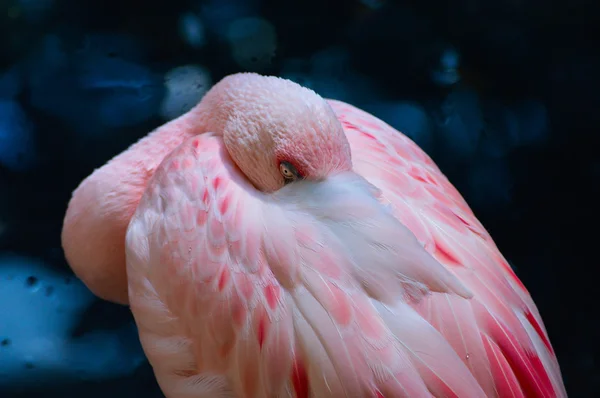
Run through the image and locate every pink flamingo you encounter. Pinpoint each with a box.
[62,73,566,397]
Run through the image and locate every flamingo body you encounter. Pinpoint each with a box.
[62,74,566,398]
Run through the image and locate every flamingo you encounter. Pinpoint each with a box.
[61,73,567,397]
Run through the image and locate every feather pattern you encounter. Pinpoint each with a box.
[125,99,566,397]
[329,99,566,397]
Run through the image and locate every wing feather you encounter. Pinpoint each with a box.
[328,99,567,397]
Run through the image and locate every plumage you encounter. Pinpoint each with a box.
[62,73,567,397]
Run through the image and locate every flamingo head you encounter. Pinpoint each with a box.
[201,73,353,192]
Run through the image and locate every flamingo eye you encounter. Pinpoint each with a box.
[279,161,300,184]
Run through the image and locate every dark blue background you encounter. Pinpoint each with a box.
[1,0,598,396]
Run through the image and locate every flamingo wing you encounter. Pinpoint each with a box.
[327,99,567,398]
[126,133,272,398]
[126,130,488,397]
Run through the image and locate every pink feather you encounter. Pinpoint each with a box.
[64,74,567,397]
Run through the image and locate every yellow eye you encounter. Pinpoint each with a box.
[279,162,297,182]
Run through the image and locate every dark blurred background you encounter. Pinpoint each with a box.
[0,0,598,396]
